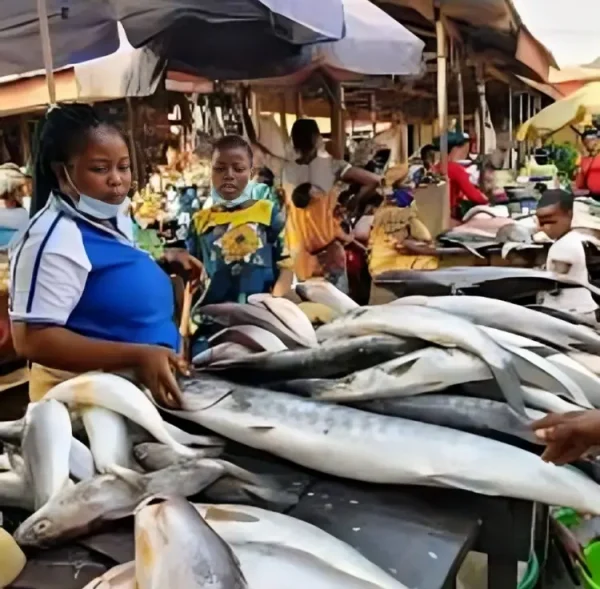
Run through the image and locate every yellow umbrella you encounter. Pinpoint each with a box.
[516,81,600,141]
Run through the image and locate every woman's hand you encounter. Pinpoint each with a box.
[162,249,204,282]
[532,410,600,464]
[133,345,189,409]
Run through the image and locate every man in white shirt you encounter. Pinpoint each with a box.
[536,189,599,319]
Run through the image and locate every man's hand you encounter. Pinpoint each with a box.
[532,410,600,464]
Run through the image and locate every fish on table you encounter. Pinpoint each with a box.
[209,325,288,353]
[13,458,265,547]
[81,562,136,589]
[195,504,408,589]
[200,303,315,348]
[203,335,418,382]
[165,381,600,514]
[193,343,256,367]
[134,496,248,589]
[317,304,527,416]
[391,295,600,355]
[22,400,73,510]
[295,279,359,316]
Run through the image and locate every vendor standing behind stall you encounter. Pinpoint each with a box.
[575,128,600,199]
[187,135,293,304]
[434,132,489,220]
[535,189,598,320]
[10,104,186,404]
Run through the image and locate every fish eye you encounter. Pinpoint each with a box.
[33,519,51,534]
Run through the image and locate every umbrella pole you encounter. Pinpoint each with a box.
[435,12,448,176]
[37,0,57,105]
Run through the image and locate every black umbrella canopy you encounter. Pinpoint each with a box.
[0,0,345,78]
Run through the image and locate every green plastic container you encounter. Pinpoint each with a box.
[554,507,582,529]
[580,541,600,589]
[517,553,540,589]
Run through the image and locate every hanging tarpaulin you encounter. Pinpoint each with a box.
[0,0,347,80]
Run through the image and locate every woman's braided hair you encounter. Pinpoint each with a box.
[31,103,122,216]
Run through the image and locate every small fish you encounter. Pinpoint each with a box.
[134,496,248,589]
[133,443,224,471]
[128,420,224,449]
[209,326,288,353]
[205,335,416,382]
[317,305,527,416]
[248,295,318,347]
[81,562,135,589]
[196,504,407,589]
[13,459,266,547]
[22,400,73,510]
[200,303,313,348]
[295,279,359,316]
[193,343,255,367]
[46,373,195,458]
[82,406,134,473]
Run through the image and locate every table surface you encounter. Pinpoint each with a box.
[8,447,485,589]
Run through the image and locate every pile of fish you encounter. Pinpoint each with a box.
[7,278,600,586]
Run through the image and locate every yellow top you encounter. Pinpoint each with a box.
[368,204,439,276]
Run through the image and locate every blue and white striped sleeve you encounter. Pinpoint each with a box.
[9,213,91,326]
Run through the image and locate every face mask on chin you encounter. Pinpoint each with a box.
[63,166,128,220]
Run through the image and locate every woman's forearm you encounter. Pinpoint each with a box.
[11,324,144,373]
[272,269,294,297]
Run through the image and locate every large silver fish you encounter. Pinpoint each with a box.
[200,303,315,348]
[46,372,196,457]
[232,542,384,589]
[359,395,543,445]
[204,335,418,382]
[165,383,600,513]
[22,400,73,510]
[295,279,359,315]
[135,496,248,589]
[133,443,224,470]
[248,295,318,347]
[391,295,600,354]
[195,504,408,589]
[0,469,34,510]
[13,459,266,547]
[82,406,133,473]
[317,304,527,416]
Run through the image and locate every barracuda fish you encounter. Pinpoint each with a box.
[22,400,73,510]
[165,383,600,514]
[316,305,527,416]
[200,303,315,348]
[195,504,408,589]
[82,406,134,473]
[391,295,600,354]
[14,458,265,547]
[135,496,248,589]
[295,279,359,315]
[46,373,196,458]
[358,395,543,445]
[204,335,418,382]
[248,295,318,347]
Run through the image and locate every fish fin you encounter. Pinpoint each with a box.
[214,460,267,486]
[105,464,146,491]
[248,425,274,432]
[203,505,260,523]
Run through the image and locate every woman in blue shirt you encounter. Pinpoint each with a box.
[10,104,186,405]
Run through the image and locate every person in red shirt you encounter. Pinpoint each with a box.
[434,132,488,219]
[575,128,600,198]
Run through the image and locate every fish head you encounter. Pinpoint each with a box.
[178,375,235,412]
[135,496,247,588]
